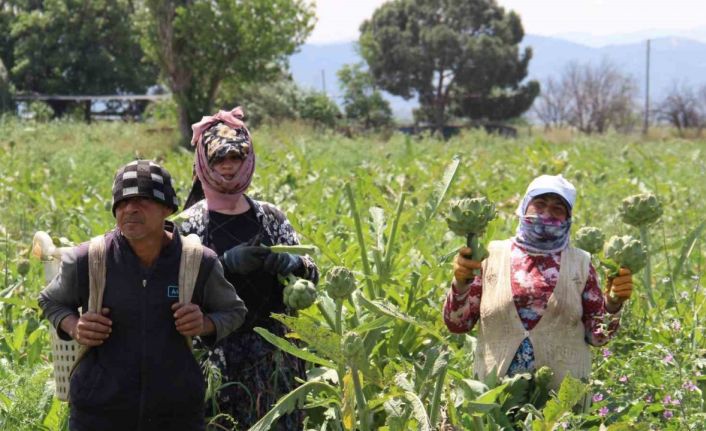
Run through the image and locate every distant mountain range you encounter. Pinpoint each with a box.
[289,34,706,121]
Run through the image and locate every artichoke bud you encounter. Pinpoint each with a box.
[574,226,605,255]
[620,193,663,227]
[283,278,317,310]
[604,235,647,274]
[17,259,31,276]
[325,266,357,299]
[445,197,497,237]
[342,331,365,363]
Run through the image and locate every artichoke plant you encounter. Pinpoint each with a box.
[619,192,662,307]
[446,197,497,269]
[283,277,317,310]
[342,331,365,364]
[325,266,357,300]
[603,235,648,276]
[620,193,663,227]
[574,226,605,255]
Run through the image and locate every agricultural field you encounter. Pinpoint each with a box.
[0,118,705,430]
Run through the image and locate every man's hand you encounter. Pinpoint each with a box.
[606,267,633,311]
[453,247,482,289]
[68,307,112,346]
[172,302,213,337]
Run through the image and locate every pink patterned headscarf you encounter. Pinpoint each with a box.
[190,107,255,211]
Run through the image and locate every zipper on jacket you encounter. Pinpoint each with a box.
[142,279,147,288]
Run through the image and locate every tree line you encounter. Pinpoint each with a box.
[532,59,706,136]
[1,0,542,142]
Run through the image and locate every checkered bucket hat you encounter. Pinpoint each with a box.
[111,160,179,215]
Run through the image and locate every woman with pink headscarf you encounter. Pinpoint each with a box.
[176,107,318,429]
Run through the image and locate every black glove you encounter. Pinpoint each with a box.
[221,244,271,275]
[263,252,302,276]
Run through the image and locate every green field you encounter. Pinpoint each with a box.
[1,118,705,430]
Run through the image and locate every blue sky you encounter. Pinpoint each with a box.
[309,0,706,44]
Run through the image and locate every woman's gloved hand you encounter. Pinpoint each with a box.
[264,252,302,276]
[605,267,633,311]
[453,246,482,288]
[221,244,271,274]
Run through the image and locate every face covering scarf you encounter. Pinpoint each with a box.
[513,214,572,254]
[190,107,255,211]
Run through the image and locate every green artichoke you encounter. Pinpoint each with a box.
[341,331,365,363]
[446,197,496,237]
[446,197,496,263]
[574,226,605,254]
[17,259,30,276]
[620,193,663,227]
[283,278,317,310]
[604,235,648,274]
[325,266,356,300]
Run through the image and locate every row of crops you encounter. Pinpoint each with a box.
[1,118,705,430]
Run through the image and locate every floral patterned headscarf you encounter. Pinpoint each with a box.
[190,107,255,211]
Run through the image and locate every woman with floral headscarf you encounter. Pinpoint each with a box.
[175,107,318,429]
[443,175,633,389]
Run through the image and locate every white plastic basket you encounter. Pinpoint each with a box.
[51,334,79,401]
[33,231,81,401]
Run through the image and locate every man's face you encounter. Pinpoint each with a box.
[525,193,569,221]
[115,197,171,241]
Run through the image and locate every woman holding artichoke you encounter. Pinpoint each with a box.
[175,107,319,429]
[444,175,632,388]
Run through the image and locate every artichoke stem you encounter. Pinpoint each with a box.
[467,233,481,276]
[639,225,656,308]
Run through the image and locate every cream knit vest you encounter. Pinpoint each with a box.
[473,240,591,389]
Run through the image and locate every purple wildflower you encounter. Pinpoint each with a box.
[662,353,674,365]
[602,348,612,358]
[598,406,609,417]
[670,320,682,331]
[663,410,673,419]
[683,381,698,391]
[593,393,604,402]
[619,375,628,383]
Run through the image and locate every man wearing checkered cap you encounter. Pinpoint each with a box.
[39,160,248,431]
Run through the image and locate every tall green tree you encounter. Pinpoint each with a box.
[1,0,156,115]
[359,0,538,130]
[139,0,315,144]
[338,63,393,129]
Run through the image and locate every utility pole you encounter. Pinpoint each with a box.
[643,39,651,135]
[321,69,327,95]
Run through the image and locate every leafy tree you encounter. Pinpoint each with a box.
[218,76,302,127]
[0,58,14,114]
[337,63,393,129]
[297,90,340,128]
[359,0,538,129]
[139,0,314,145]
[1,0,156,116]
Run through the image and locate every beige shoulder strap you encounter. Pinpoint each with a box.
[87,235,107,313]
[71,235,107,375]
[179,234,204,350]
[179,234,203,304]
